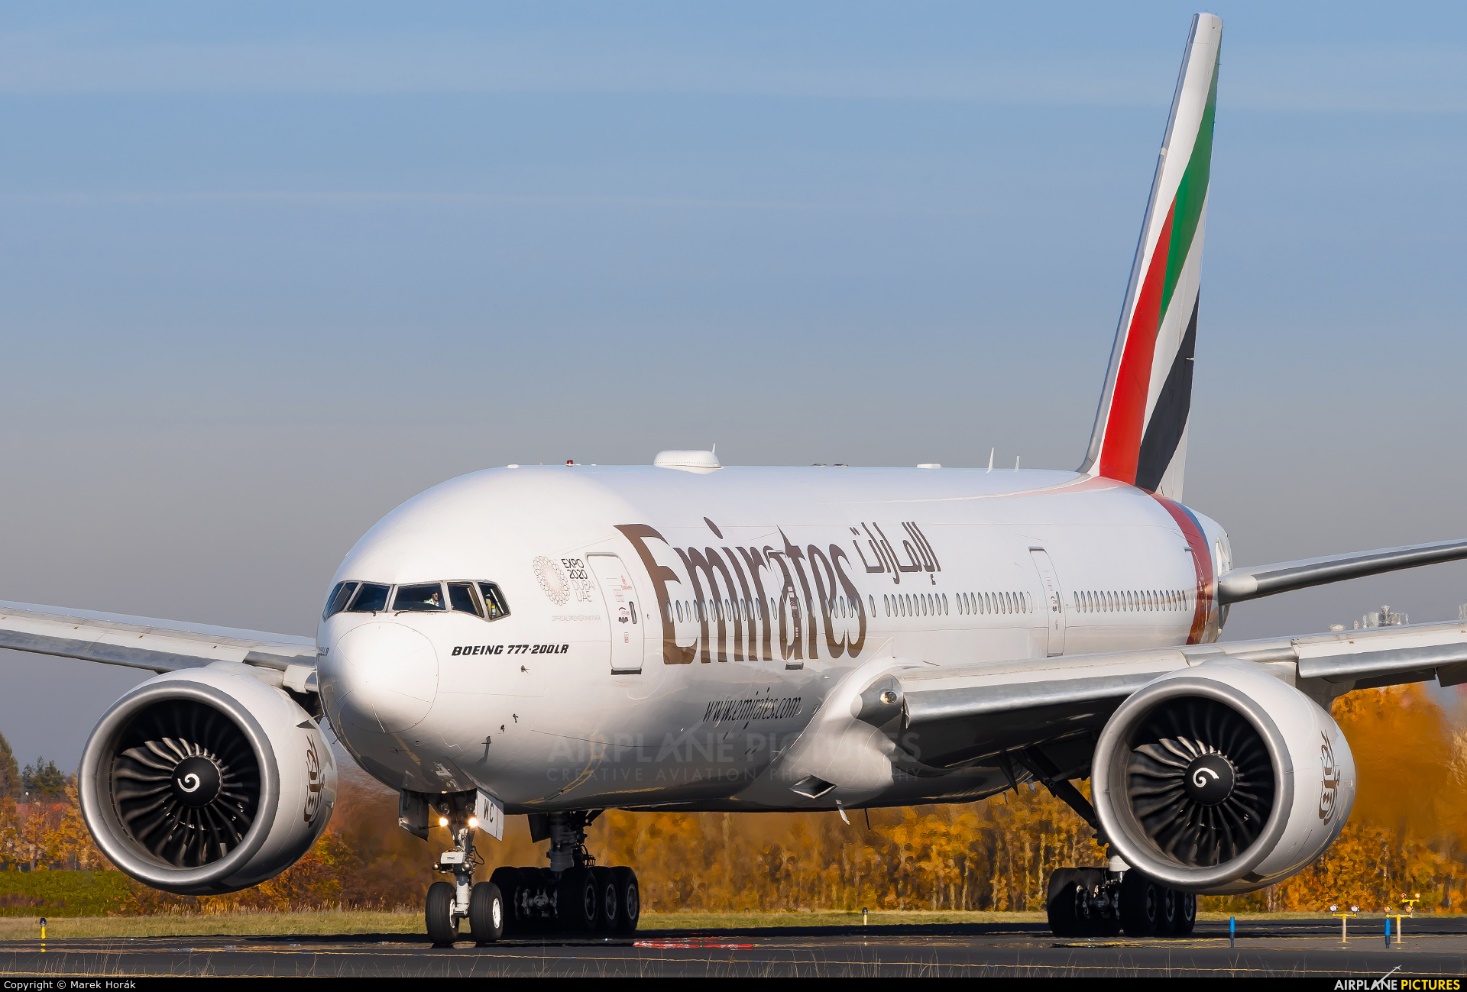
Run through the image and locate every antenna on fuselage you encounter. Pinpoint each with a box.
[1015,456,1021,471]
[987,448,995,472]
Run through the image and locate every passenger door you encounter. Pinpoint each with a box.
[1028,547,1067,657]
[588,554,643,673]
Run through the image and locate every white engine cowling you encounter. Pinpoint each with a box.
[78,665,337,895]
[1092,661,1354,894]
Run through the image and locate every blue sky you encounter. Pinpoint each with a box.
[1,1,1465,765]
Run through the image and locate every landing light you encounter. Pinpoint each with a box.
[438,816,449,828]
[469,816,479,830]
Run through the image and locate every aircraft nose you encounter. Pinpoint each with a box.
[321,621,439,734]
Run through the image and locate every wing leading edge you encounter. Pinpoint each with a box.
[863,618,1467,771]
[0,600,318,692]
[1217,539,1467,605]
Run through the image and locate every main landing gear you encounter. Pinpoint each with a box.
[1008,747,1196,940]
[1045,865,1196,938]
[491,811,641,937]
[426,808,640,947]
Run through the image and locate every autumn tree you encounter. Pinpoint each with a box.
[21,759,67,801]
[0,732,18,800]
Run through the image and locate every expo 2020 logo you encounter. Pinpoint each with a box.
[534,556,571,606]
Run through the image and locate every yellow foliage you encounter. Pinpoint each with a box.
[1205,684,1463,914]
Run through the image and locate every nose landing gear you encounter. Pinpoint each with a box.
[426,799,504,947]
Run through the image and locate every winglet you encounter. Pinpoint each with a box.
[1079,13,1221,499]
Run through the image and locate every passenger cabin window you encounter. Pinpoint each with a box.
[348,582,391,613]
[323,581,357,619]
[394,582,446,612]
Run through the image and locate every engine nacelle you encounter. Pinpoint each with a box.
[1092,661,1354,894]
[79,665,337,895]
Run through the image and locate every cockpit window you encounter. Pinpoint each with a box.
[447,581,481,616]
[478,582,509,620]
[323,581,358,620]
[332,580,504,620]
[347,582,391,613]
[394,582,446,612]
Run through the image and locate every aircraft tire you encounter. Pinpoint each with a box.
[591,865,619,931]
[426,881,459,947]
[469,881,505,945]
[489,867,524,933]
[612,867,640,934]
[1119,871,1160,937]
[1045,868,1084,937]
[1168,890,1197,936]
[556,866,599,932]
[1157,884,1178,934]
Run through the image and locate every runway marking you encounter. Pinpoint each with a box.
[635,938,756,949]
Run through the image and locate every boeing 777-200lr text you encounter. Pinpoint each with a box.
[6,13,1467,942]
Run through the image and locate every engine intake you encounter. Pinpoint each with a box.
[112,698,263,868]
[80,666,336,895]
[1092,661,1354,894]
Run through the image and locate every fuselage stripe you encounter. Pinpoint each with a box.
[1153,495,1212,643]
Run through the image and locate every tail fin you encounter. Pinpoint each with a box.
[1079,13,1221,499]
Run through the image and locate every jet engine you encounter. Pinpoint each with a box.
[1092,661,1354,894]
[78,666,336,895]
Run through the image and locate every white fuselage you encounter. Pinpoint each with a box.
[315,464,1231,813]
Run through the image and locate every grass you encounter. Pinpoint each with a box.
[0,871,133,918]
[0,910,424,940]
[0,908,1416,941]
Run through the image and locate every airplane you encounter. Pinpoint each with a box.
[4,10,1466,945]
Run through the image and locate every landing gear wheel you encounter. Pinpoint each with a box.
[1168,890,1197,936]
[612,867,640,935]
[1075,868,1120,936]
[489,867,524,934]
[426,880,459,947]
[1119,871,1160,937]
[469,881,505,945]
[1045,868,1083,937]
[557,866,599,932]
[591,866,619,931]
[1158,885,1178,934]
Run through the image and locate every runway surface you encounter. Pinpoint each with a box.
[3,918,1466,978]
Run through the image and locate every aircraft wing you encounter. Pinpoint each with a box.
[0,600,319,692]
[864,619,1467,772]
[1216,539,1467,604]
